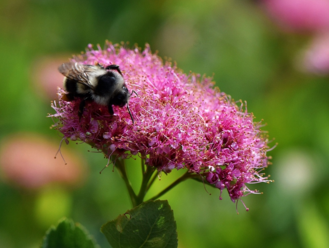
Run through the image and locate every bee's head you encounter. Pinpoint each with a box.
[111,85,129,107]
[110,88,137,124]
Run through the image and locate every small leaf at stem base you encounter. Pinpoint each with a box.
[101,200,178,248]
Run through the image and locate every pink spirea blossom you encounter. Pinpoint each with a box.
[301,32,329,75]
[50,42,272,204]
[263,0,329,33]
[0,133,86,189]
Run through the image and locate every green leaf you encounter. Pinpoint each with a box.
[41,218,98,248]
[101,200,178,248]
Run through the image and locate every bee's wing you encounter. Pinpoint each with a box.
[58,62,102,89]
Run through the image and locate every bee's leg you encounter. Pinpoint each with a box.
[108,104,114,115]
[130,90,138,97]
[78,99,87,120]
[62,93,74,101]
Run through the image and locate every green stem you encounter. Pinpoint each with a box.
[115,160,138,207]
[148,172,198,201]
[146,170,159,192]
[141,155,145,175]
[135,164,155,206]
[113,155,206,207]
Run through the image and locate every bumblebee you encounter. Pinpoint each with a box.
[58,62,135,123]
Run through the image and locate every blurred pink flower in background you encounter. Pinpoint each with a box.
[0,133,86,189]
[31,56,69,100]
[263,0,329,33]
[301,32,329,75]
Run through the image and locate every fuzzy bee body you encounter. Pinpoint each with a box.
[58,62,135,122]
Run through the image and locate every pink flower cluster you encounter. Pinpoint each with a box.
[51,43,272,203]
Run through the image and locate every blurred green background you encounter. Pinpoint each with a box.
[1,0,329,247]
